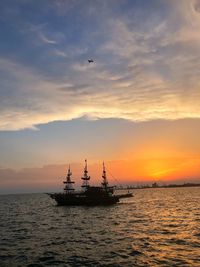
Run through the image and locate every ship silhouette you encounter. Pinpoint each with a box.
[50,160,133,206]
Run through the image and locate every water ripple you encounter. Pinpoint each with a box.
[0,188,200,266]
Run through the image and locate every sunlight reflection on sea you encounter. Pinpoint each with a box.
[0,188,200,266]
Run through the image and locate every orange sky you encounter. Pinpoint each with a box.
[1,0,200,193]
[0,118,200,193]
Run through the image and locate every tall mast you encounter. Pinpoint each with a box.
[102,161,108,191]
[63,165,75,193]
[81,159,90,190]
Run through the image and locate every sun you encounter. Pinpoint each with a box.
[145,160,177,180]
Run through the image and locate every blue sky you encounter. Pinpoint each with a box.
[1,0,200,192]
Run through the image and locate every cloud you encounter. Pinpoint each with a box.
[39,32,57,44]
[0,165,67,194]
[1,1,200,130]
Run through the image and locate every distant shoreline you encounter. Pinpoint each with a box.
[115,182,200,190]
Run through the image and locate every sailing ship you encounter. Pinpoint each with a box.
[49,160,133,206]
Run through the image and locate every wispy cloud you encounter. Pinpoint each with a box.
[1,1,200,130]
[39,32,57,44]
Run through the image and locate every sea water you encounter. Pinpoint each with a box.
[0,187,200,267]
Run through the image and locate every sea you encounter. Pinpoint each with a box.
[0,187,200,267]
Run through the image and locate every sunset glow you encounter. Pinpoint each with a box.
[0,0,200,193]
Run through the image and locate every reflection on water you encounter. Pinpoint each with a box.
[0,188,200,266]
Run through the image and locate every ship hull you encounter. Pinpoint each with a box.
[50,192,120,206]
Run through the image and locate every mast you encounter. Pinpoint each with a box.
[81,159,90,190]
[102,161,108,191]
[63,165,75,193]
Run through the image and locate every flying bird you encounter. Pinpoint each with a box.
[88,59,94,63]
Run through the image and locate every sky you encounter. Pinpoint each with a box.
[0,0,200,193]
